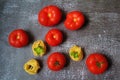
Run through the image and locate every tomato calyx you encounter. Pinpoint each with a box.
[54,61,60,66]
[96,62,104,68]
[34,46,44,55]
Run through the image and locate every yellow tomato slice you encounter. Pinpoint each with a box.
[32,40,46,56]
[24,59,40,75]
[69,45,83,61]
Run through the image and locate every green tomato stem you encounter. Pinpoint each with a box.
[54,61,60,66]
[96,62,103,68]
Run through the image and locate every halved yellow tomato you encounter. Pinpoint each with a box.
[24,59,40,75]
[69,45,83,61]
[32,40,46,56]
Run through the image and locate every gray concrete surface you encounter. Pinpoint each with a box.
[0,0,120,80]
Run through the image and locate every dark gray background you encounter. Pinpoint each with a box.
[0,0,120,80]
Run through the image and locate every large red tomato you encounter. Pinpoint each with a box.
[64,11,85,30]
[86,53,108,74]
[45,29,63,46]
[47,52,66,71]
[8,29,29,48]
[38,5,62,26]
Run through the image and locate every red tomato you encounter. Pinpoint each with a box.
[45,29,63,46]
[86,53,108,74]
[47,52,66,71]
[8,29,29,48]
[38,5,62,26]
[64,11,85,30]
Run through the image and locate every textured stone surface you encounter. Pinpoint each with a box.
[0,0,120,80]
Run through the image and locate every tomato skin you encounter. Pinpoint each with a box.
[64,11,85,30]
[86,53,108,74]
[38,5,62,26]
[45,29,63,46]
[47,52,66,71]
[8,29,29,48]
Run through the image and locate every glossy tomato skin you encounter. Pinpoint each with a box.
[47,52,66,71]
[8,29,29,48]
[64,11,85,30]
[86,53,108,74]
[38,5,62,26]
[45,29,63,46]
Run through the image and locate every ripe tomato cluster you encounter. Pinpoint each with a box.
[38,5,85,30]
[8,5,109,75]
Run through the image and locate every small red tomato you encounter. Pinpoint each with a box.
[86,53,108,74]
[64,11,85,30]
[47,52,66,71]
[45,29,63,46]
[38,5,62,26]
[8,29,29,48]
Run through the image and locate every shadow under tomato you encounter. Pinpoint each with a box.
[62,53,70,67]
[77,13,90,31]
[60,9,66,24]
[103,54,112,71]
[96,50,112,71]
[44,41,51,55]
[25,30,35,44]
[60,30,68,44]
[81,47,86,60]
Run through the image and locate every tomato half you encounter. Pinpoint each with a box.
[8,29,29,48]
[86,53,108,74]
[47,52,66,71]
[64,11,85,30]
[38,5,62,26]
[45,29,63,46]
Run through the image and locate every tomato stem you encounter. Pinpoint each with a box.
[54,61,60,66]
[96,62,103,68]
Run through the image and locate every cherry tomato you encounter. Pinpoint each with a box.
[38,5,62,26]
[45,29,63,46]
[86,53,108,74]
[8,29,29,48]
[64,11,85,30]
[47,52,66,71]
